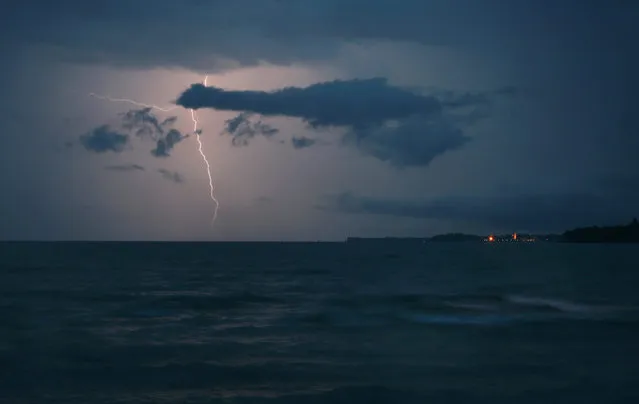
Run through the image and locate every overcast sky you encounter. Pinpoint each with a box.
[1,0,637,241]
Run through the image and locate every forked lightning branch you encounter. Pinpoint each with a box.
[90,76,219,224]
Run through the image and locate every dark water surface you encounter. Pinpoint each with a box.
[1,242,639,403]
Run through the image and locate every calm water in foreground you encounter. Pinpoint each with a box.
[1,242,639,403]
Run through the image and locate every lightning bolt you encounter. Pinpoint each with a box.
[90,74,220,225]
[190,75,219,223]
[89,93,179,112]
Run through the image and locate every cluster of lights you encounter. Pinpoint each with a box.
[484,233,536,243]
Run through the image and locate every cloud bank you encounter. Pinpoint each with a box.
[177,78,501,166]
[4,0,629,73]
[320,192,630,232]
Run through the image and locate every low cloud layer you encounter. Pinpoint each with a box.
[152,129,186,158]
[221,112,279,147]
[176,78,442,127]
[319,192,634,233]
[78,108,187,158]
[120,108,187,158]
[121,109,176,138]
[79,125,129,153]
[177,78,500,167]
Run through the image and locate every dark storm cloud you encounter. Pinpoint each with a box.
[157,169,184,184]
[221,112,279,147]
[79,125,129,153]
[3,0,633,72]
[177,78,491,166]
[104,164,145,172]
[291,136,316,149]
[344,115,470,167]
[176,78,441,126]
[320,192,636,232]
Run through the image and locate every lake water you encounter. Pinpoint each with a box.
[1,242,638,403]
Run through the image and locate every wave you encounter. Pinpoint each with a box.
[300,293,639,327]
[504,295,623,314]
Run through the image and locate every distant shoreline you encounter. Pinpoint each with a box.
[1,220,637,244]
[346,218,639,244]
